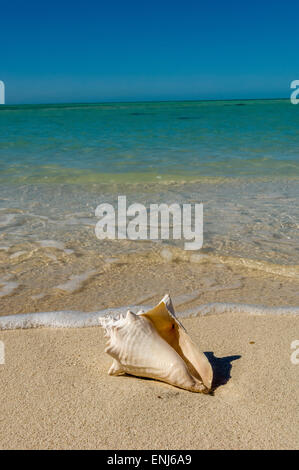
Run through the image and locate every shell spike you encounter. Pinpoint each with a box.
[126,310,137,322]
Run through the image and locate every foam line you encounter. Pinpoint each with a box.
[181,302,299,318]
[0,306,148,330]
[0,303,298,331]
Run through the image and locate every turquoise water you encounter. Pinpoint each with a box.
[0,99,299,182]
[0,99,298,267]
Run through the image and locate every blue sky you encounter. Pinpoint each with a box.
[1,0,298,104]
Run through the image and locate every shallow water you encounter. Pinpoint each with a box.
[0,178,298,267]
[1,99,299,181]
[0,100,298,315]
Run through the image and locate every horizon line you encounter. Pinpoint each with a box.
[0,96,290,107]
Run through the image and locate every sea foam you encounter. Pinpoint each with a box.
[0,303,298,331]
[180,302,299,318]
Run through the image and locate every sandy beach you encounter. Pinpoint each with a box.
[2,1,299,452]
[0,310,298,450]
[0,244,298,449]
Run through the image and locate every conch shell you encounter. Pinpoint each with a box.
[99,295,213,393]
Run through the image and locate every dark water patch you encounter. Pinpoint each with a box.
[129,112,155,116]
[177,116,200,120]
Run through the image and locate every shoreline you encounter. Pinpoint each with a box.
[1,247,299,317]
[0,302,299,331]
[0,249,298,449]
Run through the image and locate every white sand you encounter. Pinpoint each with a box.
[0,312,298,449]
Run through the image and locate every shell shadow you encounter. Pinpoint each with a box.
[204,352,241,391]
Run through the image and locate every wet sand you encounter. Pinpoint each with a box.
[1,245,299,316]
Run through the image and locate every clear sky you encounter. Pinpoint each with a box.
[1,0,299,104]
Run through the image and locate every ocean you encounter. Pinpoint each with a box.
[0,99,299,182]
[0,99,298,318]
